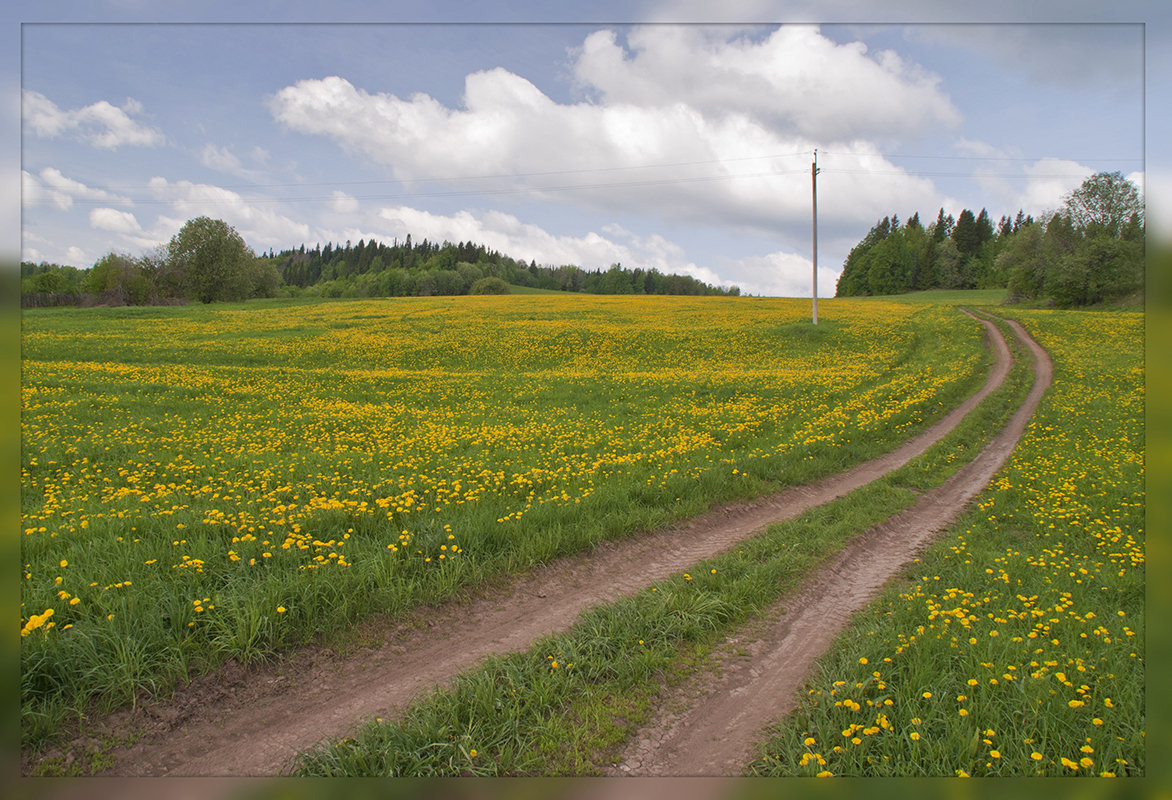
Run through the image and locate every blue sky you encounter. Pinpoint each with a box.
[6,1,1164,296]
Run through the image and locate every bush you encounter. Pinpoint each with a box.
[469,276,510,295]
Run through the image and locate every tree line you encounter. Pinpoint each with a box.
[21,217,279,308]
[268,234,737,298]
[21,219,737,308]
[835,171,1144,306]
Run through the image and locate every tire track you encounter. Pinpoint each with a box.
[98,312,1018,777]
[611,316,1050,776]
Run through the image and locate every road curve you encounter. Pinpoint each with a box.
[612,316,1051,776]
[97,312,1023,777]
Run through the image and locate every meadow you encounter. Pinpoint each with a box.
[290,311,1036,776]
[751,308,1145,777]
[20,295,987,748]
[287,307,1144,779]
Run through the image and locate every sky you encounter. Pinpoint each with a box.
[6,1,1165,297]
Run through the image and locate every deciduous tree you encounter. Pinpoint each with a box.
[1063,171,1143,237]
[166,217,256,303]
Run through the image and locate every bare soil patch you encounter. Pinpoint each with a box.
[39,314,1021,777]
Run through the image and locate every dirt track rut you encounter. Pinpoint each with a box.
[611,317,1050,775]
[95,312,1030,777]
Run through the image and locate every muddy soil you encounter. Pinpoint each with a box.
[41,313,1030,777]
[611,317,1051,775]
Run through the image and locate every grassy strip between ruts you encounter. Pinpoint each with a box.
[750,309,1144,777]
[289,314,1034,776]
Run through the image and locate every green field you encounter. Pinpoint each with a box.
[751,309,1145,776]
[288,307,1145,778]
[21,295,989,750]
[21,294,1144,778]
[292,311,1038,777]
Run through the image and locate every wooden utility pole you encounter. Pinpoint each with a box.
[812,149,820,325]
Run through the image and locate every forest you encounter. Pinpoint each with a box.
[20,220,737,308]
[835,171,1145,306]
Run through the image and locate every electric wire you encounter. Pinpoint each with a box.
[23,149,1142,208]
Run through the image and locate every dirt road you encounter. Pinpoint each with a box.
[85,312,1033,777]
[611,317,1050,775]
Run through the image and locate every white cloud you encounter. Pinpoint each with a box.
[968,158,1092,220]
[720,250,838,298]
[1016,159,1093,217]
[199,143,273,181]
[89,207,142,234]
[65,245,87,264]
[570,26,961,140]
[145,177,311,249]
[330,190,360,214]
[22,90,164,149]
[200,144,244,173]
[22,167,130,211]
[268,52,947,246]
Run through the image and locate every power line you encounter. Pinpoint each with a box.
[27,167,814,207]
[91,150,817,192]
[23,151,1142,208]
[819,150,1141,163]
[820,168,1127,179]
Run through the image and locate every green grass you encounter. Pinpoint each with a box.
[504,284,566,295]
[289,315,1036,776]
[856,288,1009,306]
[750,309,1144,777]
[20,296,991,752]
